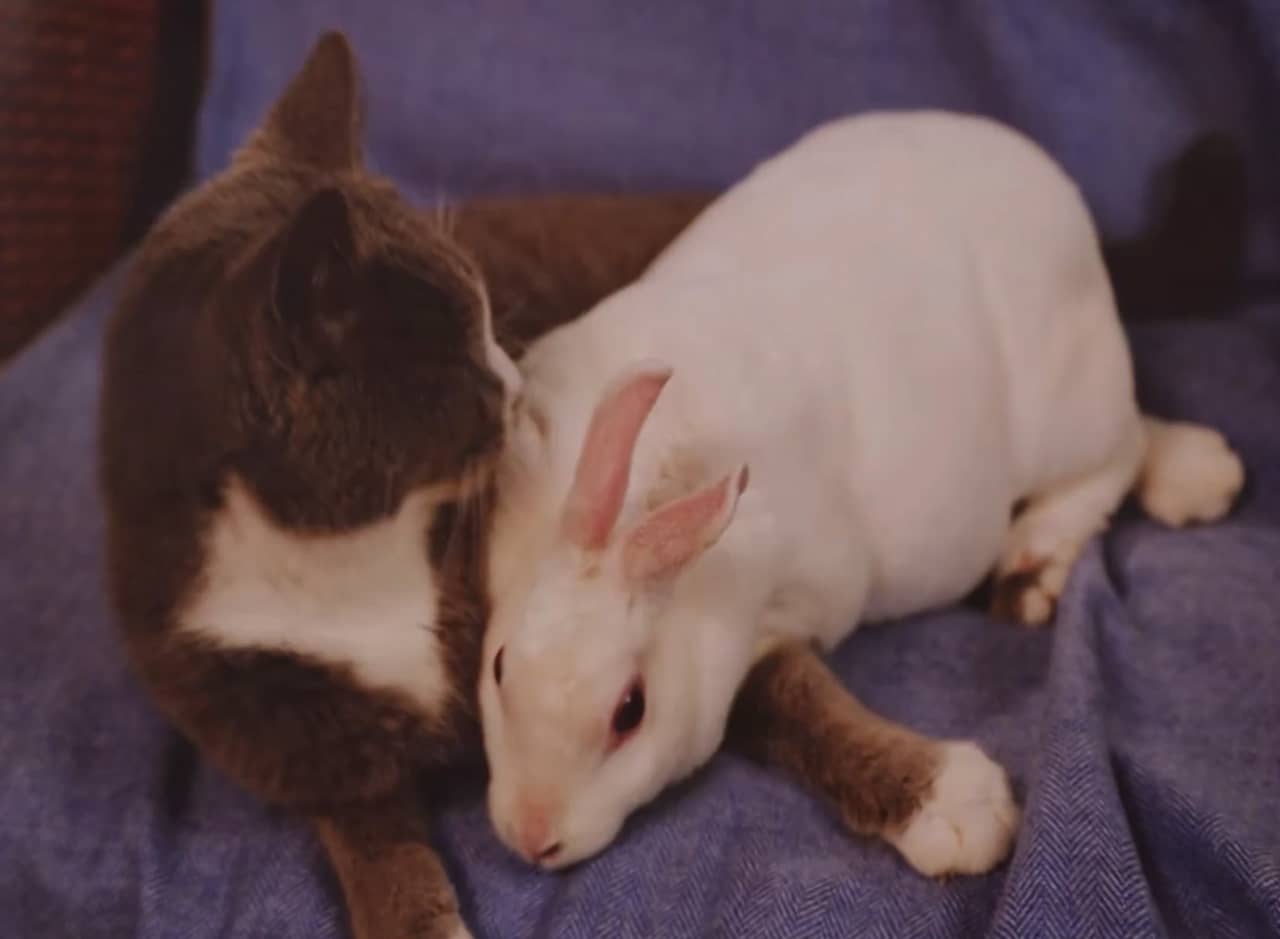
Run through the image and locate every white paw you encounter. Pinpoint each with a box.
[445,924,475,939]
[887,742,1019,877]
[1140,423,1245,527]
[990,551,1075,627]
[1005,582,1053,626]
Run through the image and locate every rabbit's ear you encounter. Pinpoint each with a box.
[622,465,749,584]
[561,364,673,550]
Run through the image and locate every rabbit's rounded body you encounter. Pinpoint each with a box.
[508,111,1134,636]
[482,111,1241,870]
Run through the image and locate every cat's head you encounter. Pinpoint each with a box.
[236,179,520,530]
[150,34,521,530]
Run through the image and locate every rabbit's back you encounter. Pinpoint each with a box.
[521,109,1136,624]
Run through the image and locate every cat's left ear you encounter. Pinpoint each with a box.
[244,31,364,171]
[271,187,358,355]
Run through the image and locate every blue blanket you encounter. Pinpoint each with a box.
[3,2,1279,936]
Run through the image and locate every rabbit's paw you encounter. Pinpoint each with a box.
[1139,422,1244,527]
[886,741,1019,877]
[989,551,1074,627]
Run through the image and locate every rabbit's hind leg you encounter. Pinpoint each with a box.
[990,422,1145,626]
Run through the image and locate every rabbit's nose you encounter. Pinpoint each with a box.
[517,808,558,863]
[535,841,563,863]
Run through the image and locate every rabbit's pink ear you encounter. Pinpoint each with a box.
[622,465,749,584]
[561,364,674,551]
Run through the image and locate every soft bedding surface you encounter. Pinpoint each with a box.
[3,2,1279,937]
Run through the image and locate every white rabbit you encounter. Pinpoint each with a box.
[479,111,1245,876]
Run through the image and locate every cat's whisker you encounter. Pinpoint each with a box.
[431,199,457,236]
[440,458,484,571]
[462,460,492,575]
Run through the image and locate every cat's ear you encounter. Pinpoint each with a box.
[245,31,364,171]
[271,188,359,352]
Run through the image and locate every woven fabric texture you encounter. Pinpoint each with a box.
[0,0,159,361]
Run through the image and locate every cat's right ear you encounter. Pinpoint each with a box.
[243,31,364,171]
[271,188,359,358]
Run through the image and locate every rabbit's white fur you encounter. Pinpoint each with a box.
[480,111,1244,872]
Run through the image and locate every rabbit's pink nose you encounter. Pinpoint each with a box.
[517,808,561,863]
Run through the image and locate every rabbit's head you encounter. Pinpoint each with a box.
[480,364,748,868]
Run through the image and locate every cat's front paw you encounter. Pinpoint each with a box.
[886,741,1019,877]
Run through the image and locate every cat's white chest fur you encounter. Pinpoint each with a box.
[181,479,448,714]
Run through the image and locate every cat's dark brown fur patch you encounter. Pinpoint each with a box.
[250,32,364,172]
[313,791,467,939]
[452,191,712,359]
[727,642,940,837]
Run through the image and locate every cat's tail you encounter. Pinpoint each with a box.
[1102,132,1249,321]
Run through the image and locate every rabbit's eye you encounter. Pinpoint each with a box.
[610,679,646,740]
[493,647,505,686]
